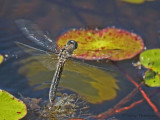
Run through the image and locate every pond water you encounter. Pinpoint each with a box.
[0,0,160,120]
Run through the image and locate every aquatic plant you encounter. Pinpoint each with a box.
[0,54,3,64]
[57,27,144,60]
[120,0,154,4]
[140,49,160,87]
[0,89,27,120]
[20,93,90,120]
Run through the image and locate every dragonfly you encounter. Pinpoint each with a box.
[15,20,79,104]
[15,20,118,104]
[48,40,78,103]
[48,40,78,104]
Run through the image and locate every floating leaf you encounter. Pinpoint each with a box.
[57,28,144,61]
[140,49,160,87]
[0,54,4,64]
[0,89,27,119]
[144,70,160,87]
[18,56,119,104]
[120,0,154,4]
[140,49,160,73]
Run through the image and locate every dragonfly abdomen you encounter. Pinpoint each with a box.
[49,60,65,104]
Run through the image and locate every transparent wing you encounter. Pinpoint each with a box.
[65,58,116,73]
[15,42,58,71]
[15,19,57,53]
[16,41,116,73]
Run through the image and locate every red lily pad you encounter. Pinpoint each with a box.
[56,27,144,61]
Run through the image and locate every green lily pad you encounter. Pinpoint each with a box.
[0,89,27,119]
[120,0,154,4]
[0,54,3,64]
[144,70,160,87]
[140,49,160,73]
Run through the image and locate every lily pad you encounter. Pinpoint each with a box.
[56,27,144,61]
[140,49,160,73]
[0,54,4,64]
[0,89,27,119]
[144,70,160,87]
[120,0,154,4]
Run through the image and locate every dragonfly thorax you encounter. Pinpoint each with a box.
[58,49,70,62]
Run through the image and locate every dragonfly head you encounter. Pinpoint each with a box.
[67,40,78,50]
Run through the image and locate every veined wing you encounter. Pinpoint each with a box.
[65,58,116,73]
[15,42,58,71]
[15,19,57,53]
[16,42,116,73]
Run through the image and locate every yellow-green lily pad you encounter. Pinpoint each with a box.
[57,27,144,61]
[144,70,160,87]
[120,0,154,4]
[0,89,27,119]
[140,49,160,73]
[0,54,4,64]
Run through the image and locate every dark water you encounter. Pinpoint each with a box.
[0,0,160,120]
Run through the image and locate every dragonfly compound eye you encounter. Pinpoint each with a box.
[67,40,78,49]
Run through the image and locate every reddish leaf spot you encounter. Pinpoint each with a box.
[101,47,105,50]
[95,49,99,52]
[99,32,103,37]
[158,74,160,78]
[69,35,72,38]
[88,36,91,39]
[77,31,81,35]
[17,112,21,114]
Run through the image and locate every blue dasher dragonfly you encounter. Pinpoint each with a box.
[15,20,118,104]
